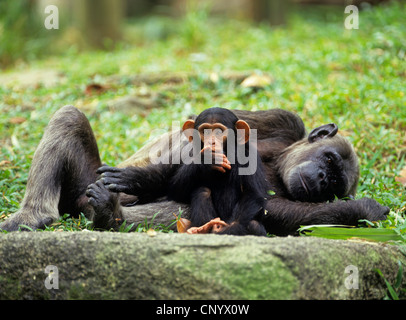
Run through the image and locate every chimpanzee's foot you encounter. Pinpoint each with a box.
[186,217,229,234]
[86,180,123,230]
[0,209,56,232]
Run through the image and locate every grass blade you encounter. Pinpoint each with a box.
[375,268,400,300]
[394,260,403,290]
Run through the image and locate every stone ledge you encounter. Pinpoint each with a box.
[0,232,404,299]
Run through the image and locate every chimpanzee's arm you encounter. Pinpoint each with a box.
[97,164,178,198]
[167,164,209,203]
[263,196,389,236]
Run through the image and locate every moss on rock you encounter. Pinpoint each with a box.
[0,232,404,299]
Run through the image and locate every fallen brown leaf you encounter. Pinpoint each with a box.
[85,83,107,95]
[177,218,192,233]
[9,117,26,124]
[0,160,11,167]
[146,228,157,237]
[173,212,192,233]
[240,74,272,88]
[395,165,406,187]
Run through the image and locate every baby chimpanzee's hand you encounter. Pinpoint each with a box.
[200,146,231,173]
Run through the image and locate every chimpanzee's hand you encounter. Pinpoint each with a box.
[87,180,119,217]
[96,166,141,195]
[354,197,390,222]
[201,146,231,173]
[86,180,123,229]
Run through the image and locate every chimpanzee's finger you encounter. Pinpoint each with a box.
[222,154,231,165]
[100,171,121,178]
[96,166,122,174]
[221,161,231,170]
[107,183,128,193]
[85,188,99,199]
[200,146,213,154]
[100,176,123,185]
[211,165,226,173]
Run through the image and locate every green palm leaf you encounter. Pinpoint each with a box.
[298,225,404,242]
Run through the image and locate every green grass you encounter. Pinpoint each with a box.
[0,2,405,234]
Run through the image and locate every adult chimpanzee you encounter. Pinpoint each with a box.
[96,107,269,235]
[0,105,389,235]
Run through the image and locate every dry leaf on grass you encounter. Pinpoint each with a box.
[240,74,272,88]
[146,228,157,237]
[395,165,406,187]
[9,117,26,124]
[85,83,108,95]
[176,218,192,233]
[0,160,11,167]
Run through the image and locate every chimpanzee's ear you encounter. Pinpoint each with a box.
[308,123,338,143]
[235,120,250,144]
[182,120,195,142]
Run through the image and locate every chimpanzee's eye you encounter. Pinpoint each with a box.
[324,152,336,165]
[214,129,224,137]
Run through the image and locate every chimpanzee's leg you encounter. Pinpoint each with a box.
[190,187,217,227]
[0,106,102,231]
[215,194,267,236]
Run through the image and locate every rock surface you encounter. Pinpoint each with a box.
[0,232,404,300]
